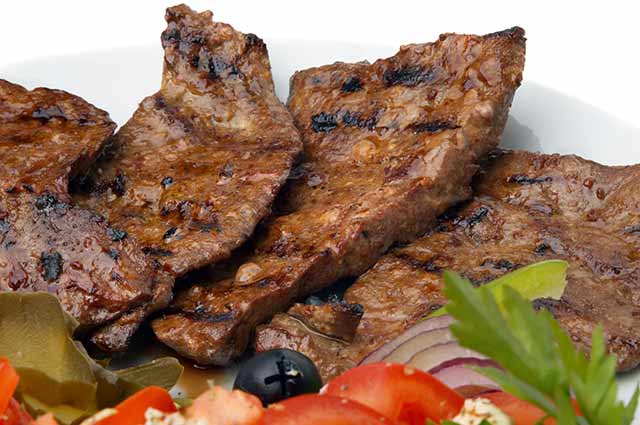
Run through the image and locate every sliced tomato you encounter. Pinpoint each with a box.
[185,386,263,425]
[323,363,464,425]
[96,386,176,425]
[0,398,33,425]
[483,392,581,425]
[0,358,20,415]
[261,394,396,425]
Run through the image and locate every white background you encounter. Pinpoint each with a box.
[1,0,639,128]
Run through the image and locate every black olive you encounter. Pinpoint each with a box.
[233,349,322,405]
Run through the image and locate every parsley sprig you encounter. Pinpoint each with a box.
[443,271,639,425]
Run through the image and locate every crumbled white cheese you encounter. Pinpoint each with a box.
[79,409,118,425]
[144,408,208,425]
[452,398,513,425]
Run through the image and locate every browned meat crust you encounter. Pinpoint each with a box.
[0,81,168,350]
[73,5,302,277]
[0,79,115,195]
[153,28,526,365]
[256,150,640,380]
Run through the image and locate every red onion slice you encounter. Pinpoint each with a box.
[359,315,454,365]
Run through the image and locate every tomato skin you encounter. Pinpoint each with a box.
[323,363,464,425]
[483,392,581,425]
[185,387,263,425]
[96,386,176,425]
[0,358,19,415]
[0,398,33,425]
[261,394,397,425]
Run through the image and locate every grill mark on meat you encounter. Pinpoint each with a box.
[341,77,362,93]
[153,28,526,365]
[455,206,490,229]
[142,247,174,257]
[342,111,378,130]
[106,227,128,242]
[507,174,553,185]
[35,192,62,213]
[409,120,459,134]
[311,112,338,132]
[534,243,551,255]
[161,176,174,188]
[481,258,518,271]
[31,106,68,122]
[163,227,178,240]
[383,65,437,87]
[111,172,127,196]
[40,251,63,281]
[623,224,640,234]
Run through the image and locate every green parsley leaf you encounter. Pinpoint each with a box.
[442,270,638,425]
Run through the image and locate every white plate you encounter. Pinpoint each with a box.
[2,40,640,416]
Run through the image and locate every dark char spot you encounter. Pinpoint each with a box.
[22,184,34,193]
[106,227,128,242]
[245,33,263,47]
[311,112,338,133]
[35,193,61,213]
[32,106,67,122]
[161,27,181,44]
[182,311,234,323]
[107,249,120,261]
[623,224,640,234]
[142,247,173,257]
[220,162,234,178]
[383,65,436,87]
[163,227,178,240]
[456,206,490,229]
[410,120,459,134]
[40,252,63,281]
[482,259,517,271]
[341,76,362,92]
[112,172,127,196]
[507,175,553,185]
[161,176,174,188]
[0,218,9,236]
[534,243,551,255]
[342,111,377,130]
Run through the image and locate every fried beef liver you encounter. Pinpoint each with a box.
[73,5,302,277]
[153,28,526,365]
[0,81,167,351]
[256,150,640,380]
[0,79,115,195]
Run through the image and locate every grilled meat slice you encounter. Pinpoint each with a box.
[73,5,302,277]
[153,28,526,365]
[0,79,115,195]
[0,192,158,330]
[0,80,169,352]
[256,150,640,380]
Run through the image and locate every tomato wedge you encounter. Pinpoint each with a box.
[483,392,581,425]
[185,387,263,425]
[0,398,33,425]
[261,394,396,425]
[0,358,19,415]
[323,363,464,425]
[31,413,58,425]
[96,386,176,425]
